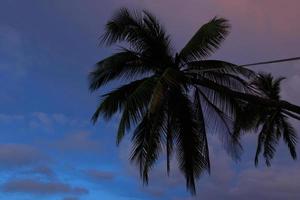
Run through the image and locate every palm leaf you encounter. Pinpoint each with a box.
[198,87,243,160]
[101,7,144,46]
[251,73,285,100]
[130,109,167,184]
[165,110,174,175]
[101,8,173,62]
[91,78,150,123]
[89,50,152,91]
[117,78,157,144]
[280,116,297,159]
[193,88,210,173]
[169,88,206,194]
[179,17,230,61]
[186,60,255,78]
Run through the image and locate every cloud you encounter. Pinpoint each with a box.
[84,169,115,181]
[118,139,186,198]
[114,76,300,199]
[27,166,55,178]
[1,1,299,200]
[31,112,52,128]
[141,187,165,198]
[145,137,234,198]
[119,132,300,200]
[229,165,300,200]
[2,179,88,196]
[29,112,89,130]
[63,197,80,200]
[52,131,102,153]
[171,148,300,200]
[192,165,300,200]
[0,112,88,130]
[0,143,49,169]
[52,113,72,125]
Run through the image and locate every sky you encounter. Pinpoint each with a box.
[0,0,300,199]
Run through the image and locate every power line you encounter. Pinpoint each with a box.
[240,57,300,67]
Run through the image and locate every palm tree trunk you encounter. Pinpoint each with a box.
[192,78,300,115]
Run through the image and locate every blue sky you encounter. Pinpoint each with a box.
[0,0,300,199]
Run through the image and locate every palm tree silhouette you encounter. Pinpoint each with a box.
[89,8,300,194]
[233,73,297,166]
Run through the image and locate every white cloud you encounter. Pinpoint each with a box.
[29,112,89,130]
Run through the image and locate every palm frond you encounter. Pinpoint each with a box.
[166,110,174,175]
[91,78,150,123]
[186,60,255,78]
[252,73,285,100]
[198,88,243,160]
[101,7,143,46]
[116,78,157,144]
[89,50,152,91]
[169,88,207,194]
[142,10,172,54]
[193,88,210,173]
[201,72,250,93]
[254,126,266,166]
[280,116,297,159]
[262,118,278,166]
[149,67,186,113]
[101,8,173,64]
[232,102,262,142]
[130,110,167,184]
[179,17,230,61]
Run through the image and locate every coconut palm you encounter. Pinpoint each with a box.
[233,73,297,166]
[89,8,300,194]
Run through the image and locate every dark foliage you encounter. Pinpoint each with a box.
[89,8,300,194]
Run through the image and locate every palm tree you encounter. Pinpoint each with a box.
[89,8,300,194]
[233,73,297,166]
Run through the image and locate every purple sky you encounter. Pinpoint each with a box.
[0,0,300,199]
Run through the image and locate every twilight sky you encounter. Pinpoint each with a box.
[0,0,300,200]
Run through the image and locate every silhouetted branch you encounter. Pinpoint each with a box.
[191,78,300,115]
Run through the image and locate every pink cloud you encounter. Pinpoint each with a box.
[0,143,49,169]
[51,131,102,153]
[84,169,115,181]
